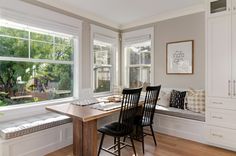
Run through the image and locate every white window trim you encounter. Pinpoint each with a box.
[90,25,119,96]
[0,8,82,112]
[122,27,154,88]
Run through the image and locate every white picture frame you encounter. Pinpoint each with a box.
[166,40,194,74]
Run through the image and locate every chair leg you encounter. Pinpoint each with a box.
[114,137,116,150]
[129,135,136,156]
[150,125,157,145]
[141,127,145,154]
[136,125,139,139]
[123,137,126,142]
[117,137,121,156]
[97,133,105,156]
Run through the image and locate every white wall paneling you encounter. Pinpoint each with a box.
[0,123,72,156]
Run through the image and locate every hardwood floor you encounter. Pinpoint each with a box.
[46,132,236,156]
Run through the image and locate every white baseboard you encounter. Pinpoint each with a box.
[0,123,72,156]
[153,114,206,144]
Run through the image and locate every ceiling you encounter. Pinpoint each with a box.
[35,0,205,29]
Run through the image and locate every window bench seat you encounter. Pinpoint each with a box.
[0,112,73,156]
[0,112,72,140]
[155,105,205,122]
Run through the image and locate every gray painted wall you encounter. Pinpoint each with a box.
[123,13,205,89]
[154,13,205,89]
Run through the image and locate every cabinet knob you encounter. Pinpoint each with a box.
[228,7,231,11]
[234,7,236,10]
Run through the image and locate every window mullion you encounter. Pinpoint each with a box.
[28,31,31,59]
[53,35,55,60]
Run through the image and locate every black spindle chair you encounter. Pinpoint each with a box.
[97,87,142,156]
[134,85,161,153]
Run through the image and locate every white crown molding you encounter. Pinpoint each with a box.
[120,4,205,30]
[34,0,121,29]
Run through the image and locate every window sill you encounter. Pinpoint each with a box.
[0,97,75,112]
[93,92,113,98]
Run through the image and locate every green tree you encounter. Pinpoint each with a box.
[0,25,73,106]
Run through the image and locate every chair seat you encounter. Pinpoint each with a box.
[134,115,152,127]
[98,122,133,137]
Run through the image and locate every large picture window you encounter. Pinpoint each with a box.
[123,28,154,89]
[0,19,75,107]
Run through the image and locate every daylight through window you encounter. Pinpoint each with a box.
[125,40,152,89]
[0,19,75,107]
[93,40,112,93]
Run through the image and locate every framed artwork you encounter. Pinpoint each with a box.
[166,40,194,74]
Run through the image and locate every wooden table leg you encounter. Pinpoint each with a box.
[73,118,97,156]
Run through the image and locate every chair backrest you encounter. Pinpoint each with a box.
[141,85,161,125]
[118,88,142,127]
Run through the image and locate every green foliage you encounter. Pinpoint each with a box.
[58,72,71,90]
[0,26,28,38]
[0,100,7,106]
[0,25,73,106]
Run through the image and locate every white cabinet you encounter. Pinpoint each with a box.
[207,15,231,98]
[207,108,236,129]
[207,126,236,149]
[206,0,236,151]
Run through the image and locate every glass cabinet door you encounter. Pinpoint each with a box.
[209,0,231,16]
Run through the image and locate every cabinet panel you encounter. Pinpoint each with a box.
[207,15,231,98]
[207,126,236,150]
[207,108,236,129]
[232,10,236,98]
[208,97,236,110]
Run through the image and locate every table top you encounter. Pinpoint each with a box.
[46,96,145,122]
[46,102,122,122]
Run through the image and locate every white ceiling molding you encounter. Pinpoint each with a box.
[120,4,205,30]
[35,0,121,29]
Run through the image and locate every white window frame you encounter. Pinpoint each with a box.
[122,27,154,88]
[0,8,82,111]
[91,25,119,96]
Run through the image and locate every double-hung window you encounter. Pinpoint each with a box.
[122,28,154,89]
[91,25,119,94]
[0,19,78,107]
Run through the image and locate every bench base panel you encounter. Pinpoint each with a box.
[153,114,206,144]
[0,123,72,156]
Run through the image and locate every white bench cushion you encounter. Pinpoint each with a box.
[155,105,205,122]
[0,112,72,139]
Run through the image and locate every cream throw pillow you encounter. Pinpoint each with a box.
[186,88,205,114]
[158,90,171,107]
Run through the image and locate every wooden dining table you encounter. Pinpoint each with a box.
[46,101,124,156]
